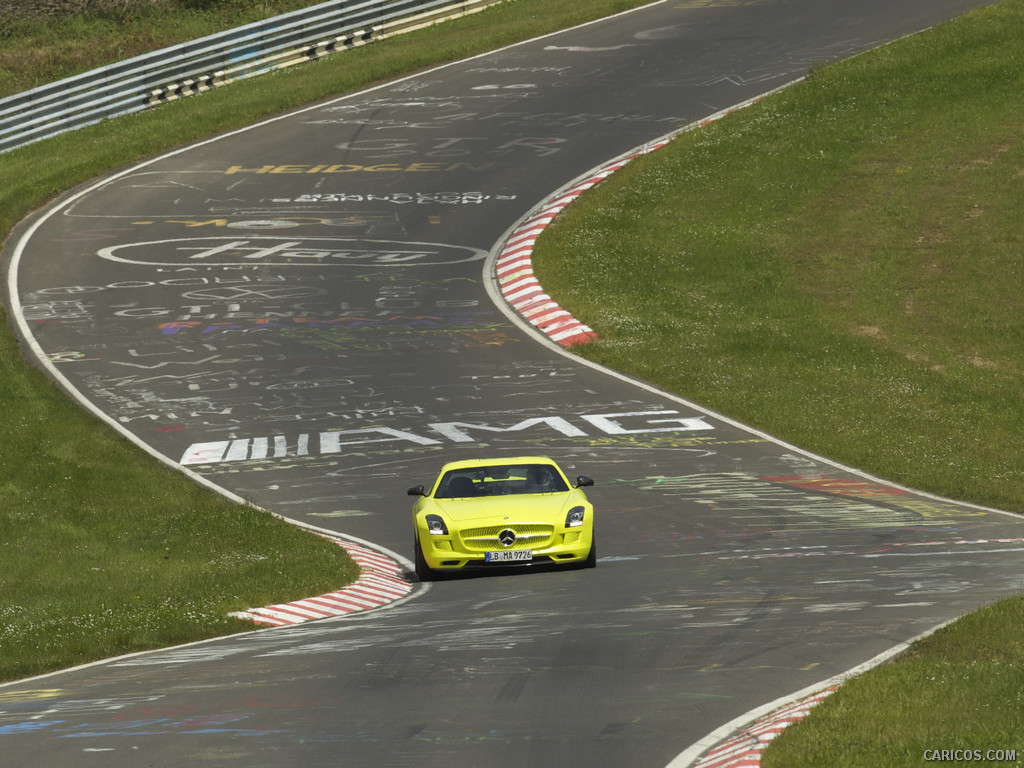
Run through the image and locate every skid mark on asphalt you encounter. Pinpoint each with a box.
[230,538,413,626]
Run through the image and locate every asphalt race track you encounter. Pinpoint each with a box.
[3,1,1023,766]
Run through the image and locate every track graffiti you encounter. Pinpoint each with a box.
[155,312,505,335]
[180,409,716,465]
[304,94,687,132]
[614,472,987,530]
[96,238,488,268]
[280,192,516,205]
[224,161,498,173]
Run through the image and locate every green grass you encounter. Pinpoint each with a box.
[0,311,363,681]
[761,596,1024,767]
[530,0,1024,762]
[0,0,654,682]
[535,2,1024,513]
[0,0,342,97]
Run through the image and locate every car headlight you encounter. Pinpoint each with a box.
[425,514,449,535]
[565,506,586,528]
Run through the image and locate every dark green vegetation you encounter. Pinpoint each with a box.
[0,0,652,682]
[530,0,1024,763]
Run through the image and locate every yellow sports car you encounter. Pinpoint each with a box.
[408,456,596,580]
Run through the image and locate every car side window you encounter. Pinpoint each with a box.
[523,465,568,493]
[438,474,477,498]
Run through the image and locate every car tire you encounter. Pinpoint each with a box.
[579,535,597,569]
[414,536,436,582]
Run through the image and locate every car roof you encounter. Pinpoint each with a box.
[438,456,560,472]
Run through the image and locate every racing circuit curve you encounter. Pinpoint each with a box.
[3,1,1022,766]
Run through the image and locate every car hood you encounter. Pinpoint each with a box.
[432,493,575,524]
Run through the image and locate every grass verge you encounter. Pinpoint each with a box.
[530,0,1024,762]
[0,0,653,683]
[762,597,1024,767]
[0,0,335,98]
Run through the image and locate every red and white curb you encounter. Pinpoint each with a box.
[229,538,413,627]
[494,141,668,348]
[689,686,838,768]
[494,89,787,349]
[672,618,961,768]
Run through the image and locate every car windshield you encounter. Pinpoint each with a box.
[435,463,569,498]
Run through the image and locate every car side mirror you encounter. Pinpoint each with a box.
[407,484,426,496]
[575,475,594,488]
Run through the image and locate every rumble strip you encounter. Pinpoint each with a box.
[230,538,413,627]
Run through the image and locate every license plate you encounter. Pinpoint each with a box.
[485,550,533,563]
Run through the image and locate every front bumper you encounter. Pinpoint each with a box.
[419,524,593,570]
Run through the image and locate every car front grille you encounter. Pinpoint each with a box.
[460,524,553,551]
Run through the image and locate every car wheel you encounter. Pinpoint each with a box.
[578,535,597,569]
[414,536,436,582]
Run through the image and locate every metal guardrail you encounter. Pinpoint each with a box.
[0,0,502,155]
